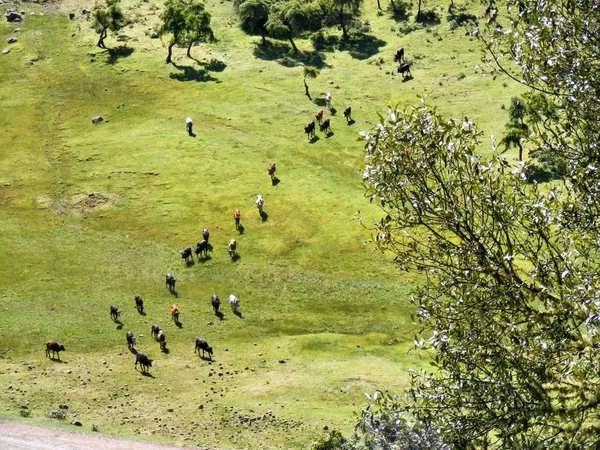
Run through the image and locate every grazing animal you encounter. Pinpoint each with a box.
[228,239,237,258]
[126,331,136,350]
[397,63,412,78]
[268,162,277,179]
[195,240,208,259]
[202,228,210,243]
[344,106,352,122]
[325,92,332,109]
[186,116,193,135]
[315,109,324,124]
[394,47,405,63]
[171,304,180,323]
[320,118,331,134]
[304,120,315,139]
[181,247,192,263]
[110,305,121,321]
[166,273,176,291]
[134,295,144,314]
[151,324,160,339]
[488,7,498,23]
[211,294,221,314]
[135,352,153,372]
[229,294,240,312]
[157,329,167,351]
[91,116,104,125]
[233,209,241,230]
[195,337,213,360]
[256,195,264,213]
[45,341,65,360]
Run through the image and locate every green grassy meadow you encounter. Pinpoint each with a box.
[0,0,518,448]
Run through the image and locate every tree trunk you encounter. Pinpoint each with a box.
[340,5,348,41]
[518,142,523,161]
[303,76,311,99]
[166,42,175,64]
[187,40,194,58]
[97,27,107,48]
[390,0,396,10]
[288,35,298,53]
[448,0,454,13]
[417,0,422,20]
[260,30,266,46]
[377,0,381,9]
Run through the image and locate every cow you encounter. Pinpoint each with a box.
[228,239,237,258]
[229,294,240,312]
[394,47,405,63]
[181,247,192,263]
[135,352,153,372]
[320,118,331,134]
[171,304,180,323]
[344,106,352,122]
[397,63,412,78]
[304,120,315,139]
[315,109,324,124]
[110,305,121,321]
[268,163,277,180]
[233,209,241,230]
[195,337,213,360]
[186,117,193,135]
[488,7,498,24]
[256,195,264,213]
[151,324,160,339]
[166,273,176,291]
[211,294,221,314]
[157,329,167,352]
[325,92,332,109]
[126,331,136,350]
[202,228,210,243]
[195,240,208,260]
[45,341,65,360]
[134,295,144,314]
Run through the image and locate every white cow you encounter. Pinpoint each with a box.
[229,294,240,312]
[255,195,264,212]
[185,117,193,135]
[325,92,332,109]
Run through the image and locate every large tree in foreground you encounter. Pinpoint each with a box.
[159,0,188,63]
[184,1,214,58]
[92,0,126,49]
[359,0,600,448]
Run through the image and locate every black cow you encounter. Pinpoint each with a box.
[126,331,136,350]
[394,47,405,63]
[110,305,121,321]
[202,228,210,243]
[151,324,160,339]
[135,353,153,372]
[134,295,144,314]
[320,118,331,134]
[181,247,192,263]
[398,63,412,78]
[166,273,176,291]
[195,240,208,260]
[45,341,66,360]
[211,294,221,314]
[343,106,352,122]
[195,337,213,360]
[304,120,315,139]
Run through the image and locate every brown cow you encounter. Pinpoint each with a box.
[157,329,167,352]
[233,209,241,230]
[45,341,66,360]
[315,109,324,124]
[171,305,180,323]
[268,163,276,179]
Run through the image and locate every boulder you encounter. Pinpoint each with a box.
[7,37,17,44]
[5,11,22,22]
[2,49,10,55]
[71,421,82,426]
[69,13,75,20]
[82,9,90,15]
[91,116,104,125]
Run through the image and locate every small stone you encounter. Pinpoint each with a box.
[2,49,10,55]
[7,37,17,44]
[72,421,82,426]
[168,408,174,412]
[59,404,68,410]
[279,359,286,364]
[198,405,204,409]
[66,370,72,374]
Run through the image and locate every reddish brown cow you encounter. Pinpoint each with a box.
[45,341,66,360]
[268,163,276,179]
[171,305,180,323]
[315,109,324,124]
[233,209,241,230]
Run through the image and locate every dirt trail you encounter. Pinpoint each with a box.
[0,420,206,450]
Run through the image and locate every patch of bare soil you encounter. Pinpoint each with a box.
[71,193,118,213]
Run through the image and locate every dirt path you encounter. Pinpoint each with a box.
[0,420,206,450]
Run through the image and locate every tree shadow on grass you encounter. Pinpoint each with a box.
[447,12,478,26]
[313,34,387,60]
[416,10,442,26]
[170,63,218,82]
[106,46,134,65]
[253,41,328,69]
[389,1,411,21]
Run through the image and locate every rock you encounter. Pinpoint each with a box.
[7,37,17,44]
[168,408,174,412]
[69,13,75,20]
[59,404,68,410]
[278,359,286,364]
[72,421,82,426]
[6,11,22,22]
[198,405,204,409]
[91,116,104,124]
[150,31,158,39]
[82,9,90,15]
[323,425,329,430]
[14,28,20,33]
[3,49,10,55]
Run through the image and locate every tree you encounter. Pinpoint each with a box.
[329,0,363,40]
[239,0,270,46]
[266,0,322,53]
[500,97,529,161]
[184,1,214,58]
[159,0,188,63]
[92,0,126,49]
[303,66,319,99]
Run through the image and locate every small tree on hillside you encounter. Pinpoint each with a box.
[329,0,363,40]
[159,0,188,64]
[303,66,319,99]
[239,0,270,46]
[92,0,126,49]
[266,0,321,53]
[185,1,215,58]
[501,96,529,161]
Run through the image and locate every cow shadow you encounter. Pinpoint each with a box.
[169,289,179,298]
[330,106,337,116]
[253,41,328,69]
[401,74,414,82]
[325,131,335,138]
[197,354,213,362]
[237,224,245,234]
[140,371,154,378]
[175,321,183,329]
[185,260,195,267]
[207,243,214,252]
[113,318,123,326]
[129,347,138,355]
[260,211,269,222]
[347,119,356,125]
[170,63,218,83]
[189,131,197,138]
[197,255,212,264]
[233,310,243,319]
[313,98,327,107]
[215,311,225,320]
[137,309,147,316]
[162,347,170,354]
[309,135,320,144]
[49,357,67,363]
[106,45,134,65]
[231,254,241,262]
[271,177,280,186]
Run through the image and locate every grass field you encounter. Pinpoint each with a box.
[0,0,518,448]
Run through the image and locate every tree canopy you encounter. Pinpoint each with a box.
[92,0,126,49]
